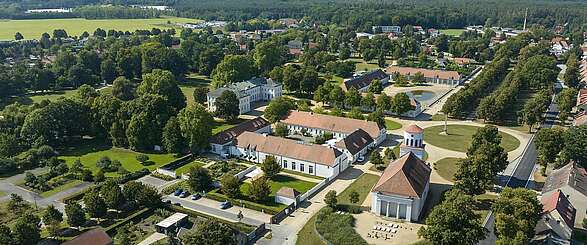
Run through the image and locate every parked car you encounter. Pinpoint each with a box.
[191,193,201,200]
[219,200,232,209]
[164,199,172,204]
[174,202,182,206]
[358,156,365,162]
[180,191,189,198]
[174,188,183,196]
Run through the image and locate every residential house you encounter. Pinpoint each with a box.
[232,132,347,178]
[370,152,431,222]
[63,228,113,245]
[342,69,389,92]
[209,117,272,156]
[207,77,282,114]
[287,40,303,56]
[386,66,462,86]
[155,213,189,235]
[372,26,401,34]
[551,36,570,57]
[542,163,587,227]
[532,190,575,244]
[280,110,387,145]
[334,129,374,163]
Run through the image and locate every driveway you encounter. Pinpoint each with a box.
[164,195,270,226]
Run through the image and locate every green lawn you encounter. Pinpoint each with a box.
[0,17,201,40]
[439,29,465,37]
[0,191,5,198]
[59,142,177,177]
[241,174,317,197]
[180,73,212,106]
[212,119,245,134]
[371,146,428,171]
[385,119,402,130]
[39,179,83,198]
[296,211,325,245]
[345,57,393,72]
[175,160,205,176]
[281,169,325,180]
[423,125,520,153]
[474,193,498,220]
[337,173,379,205]
[433,157,462,182]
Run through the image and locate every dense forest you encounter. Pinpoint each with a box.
[1,0,586,30]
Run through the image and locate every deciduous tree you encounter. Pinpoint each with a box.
[261,156,281,179]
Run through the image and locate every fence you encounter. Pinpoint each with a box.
[234,165,258,181]
[270,202,296,224]
[299,176,332,202]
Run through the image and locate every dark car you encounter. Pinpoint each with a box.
[219,200,232,209]
[179,191,189,198]
[174,188,183,196]
[191,193,201,200]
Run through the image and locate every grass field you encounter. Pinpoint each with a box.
[0,17,201,40]
[439,29,465,37]
[39,179,83,198]
[385,119,402,130]
[59,141,177,177]
[180,73,213,105]
[433,157,463,182]
[423,125,520,153]
[241,174,317,198]
[296,211,325,245]
[175,160,205,176]
[212,119,245,134]
[337,173,379,205]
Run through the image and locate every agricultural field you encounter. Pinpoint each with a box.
[439,29,465,37]
[0,17,201,40]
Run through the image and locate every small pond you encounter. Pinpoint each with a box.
[405,90,437,105]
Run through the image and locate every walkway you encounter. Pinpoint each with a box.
[137,232,167,245]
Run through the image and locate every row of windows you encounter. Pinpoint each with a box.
[282,160,314,174]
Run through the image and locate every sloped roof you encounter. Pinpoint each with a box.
[342,69,388,91]
[63,228,112,245]
[405,124,423,134]
[541,190,576,228]
[210,117,270,145]
[335,129,374,155]
[235,132,342,166]
[281,111,383,139]
[371,152,431,198]
[543,163,587,197]
[276,187,300,198]
[385,66,461,80]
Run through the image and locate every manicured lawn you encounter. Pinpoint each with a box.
[241,174,317,198]
[0,17,201,40]
[337,173,379,205]
[212,119,245,134]
[175,160,205,176]
[0,191,5,197]
[39,179,83,198]
[474,193,498,220]
[385,119,402,130]
[423,125,520,153]
[180,73,212,106]
[439,29,465,37]
[433,157,462,182]
[59,141,177,177]
[281,169,325,180]
[371,146,428,171]
[296,211,325,245]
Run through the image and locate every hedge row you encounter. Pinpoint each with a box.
[205,190,282,215]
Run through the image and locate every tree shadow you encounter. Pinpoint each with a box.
[57,138,112,156]
[417,182,453,223]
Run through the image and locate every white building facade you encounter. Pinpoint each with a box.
[399,124,426,160]
[207,77,282,114]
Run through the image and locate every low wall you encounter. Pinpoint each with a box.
[235,165,258,181]
[299,176,331,202]
[155,154,193,178]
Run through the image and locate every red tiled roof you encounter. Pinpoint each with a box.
[385,66,461,80]
[541,190,576,228]
[578,89,587,106]
[371,152,431,198]
[405,124,423,134]
[276,187,300,198]
[281,111,383,139]
[210,117,270,145]
[63,229,113,245]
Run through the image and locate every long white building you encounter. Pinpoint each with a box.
[207,77,282,114]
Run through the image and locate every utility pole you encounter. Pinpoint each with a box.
[523,8,528,31]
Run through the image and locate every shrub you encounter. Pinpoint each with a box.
[315,207,367,245]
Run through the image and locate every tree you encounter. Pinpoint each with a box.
[324,190,337,208]
[348,107,364,120]
[274,123,289,137]
[137,69,186,111]
[264,97,295,123]
[384,147,396,160]
[248,176,271,202]
[345,88,362,108]
[492,188,542,244]
[65,202,86,228]
[535,128,565,169]
[367,109,385,128]
[412,72,425,84]
[101,180,126,210]
[193,87,209,104]
[370,151,384,168]
[12,214,41,245]
[182,219,236,245]
[560,126,587,168]
[328,86,345,108]
[563,53,580,88]
[111,76,134,101]
[15,32,23,40]
[115,226,132,245]
[162,117,186,154]
[455,143,508,195]
[368,79,383,94]
[556,88,578,121]
[211,55,254,88]
[254,41,286,74]
[100,58,117,84]
[376,93,392,112]
[136,154,149,164]
[42,205,63,237]
[361,93,376,110]
[7,194,29,214]
[0,225,12,245]
[467,125,502,156]
[94,169,105,182]
[349,191,360,204]
[392,92,412,115]
[215,90,240,122]
[418,189,486,245]
[135,185,161,208]
[178,103,214,153]
[83,192,107,220]
[220,174,240,198]
[188,166,213,192]
[0,158,17,174]
[261,156,281,179]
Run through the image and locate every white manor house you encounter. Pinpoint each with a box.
[207,77,282,114]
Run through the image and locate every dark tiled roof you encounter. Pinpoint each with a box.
[371,152,431,198]
[541,190,576,228]
[335,129,374,155]
[210,117,271,145]
[542,163,587,197]
[343,69,388,91]
[63,229,113,245]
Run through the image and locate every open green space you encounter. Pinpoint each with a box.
[0,17,201,40]
[296,211,325,245]
[241,174,317,199]
[180,73,213,105]
[212,119,245,134]
[59,140,177,177]
[433,157,462,182]
[346,57,393,72]
[371,146,428,172]
[0,191,5,197]
[473,193,498,220]
[39,179,83,198]
[385,119,402,130]
[281,169,325,180]
[337,173,379,205]
[423,125,520,153]
[174,160,206,176]
[439,29,465,37]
